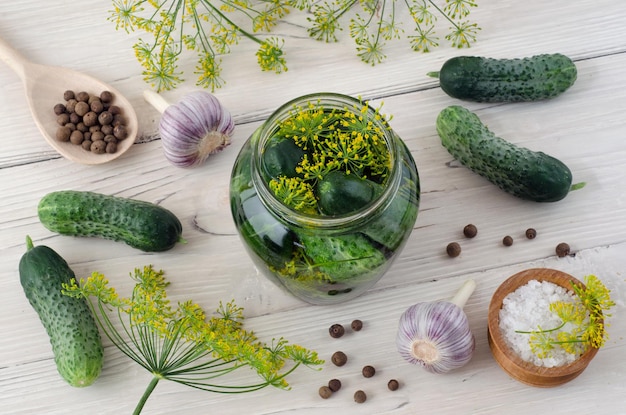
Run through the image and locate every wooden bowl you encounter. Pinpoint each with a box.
[487,268,599,387]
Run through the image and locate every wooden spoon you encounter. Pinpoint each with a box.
[0,37,138,165]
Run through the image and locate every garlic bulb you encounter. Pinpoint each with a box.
[396,279,476,374]
[144,90,235,168]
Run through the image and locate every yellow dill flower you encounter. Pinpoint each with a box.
[62,265,322,413]
[269,176,318,213]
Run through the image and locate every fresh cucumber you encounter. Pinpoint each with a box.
[19,236,103,387]
[317,171,382,216]
[297,233,386,282]
[436,106,573,202]
[428,54,577,102]
[38,190,185,252]
[262,135,306,179]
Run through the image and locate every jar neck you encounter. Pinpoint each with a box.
[251,93,401,231]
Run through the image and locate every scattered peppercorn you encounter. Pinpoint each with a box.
[387,379,399,391]
[328,379,342,392]
[463,224,478,238]
[354,390,367,403]
[329,324,345,339]
[351,319,363,331]
[53,90,128,154]
[556,242,570,257]
[362,365,375,378]
[502,236,513,246]
[331,351,348,367]
[525,228,537,239]
[318,386,333,399]
[446,242,461,257]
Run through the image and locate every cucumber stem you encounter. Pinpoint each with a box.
[133,377,160,415]
[25,235,34,251]
[427,71,440,79]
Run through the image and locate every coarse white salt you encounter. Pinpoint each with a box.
[499,279,580,367]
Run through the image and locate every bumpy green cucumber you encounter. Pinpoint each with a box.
[297,233,386,282]
[436,106,573,202]
[19,236,103,387]
[429,54,577,102]
[317,171,383,216]
[38,190,184,252]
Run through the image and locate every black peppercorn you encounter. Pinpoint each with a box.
[69,130,84,145]
[57,113,70,126]
[331,351,347,367]
[556,242,570,257]
[446,242,461,257]
[100,90,113,103]
[53,103,66,115]
[74,101,90,117]
[354,390,367,403]
[90,99,104,114]
[329,324,345,338]
[362,365,375,378]
[387,379,399,391]
[98,111,113,126]
[502,236,513,246]
[105,142,117,154]
[463,224,478,238]
[55,126,71,142]
[114,124,128,139]
[328,379,341,392]
[63,90,75,101]
[91,140,106,154]
[319,386,333,399]
[351,319,363,331]
[76,91,90,102]
[525,228,537,239]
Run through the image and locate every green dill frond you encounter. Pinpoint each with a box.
[63,265,322,414]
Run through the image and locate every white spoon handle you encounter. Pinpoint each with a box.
[0,37,29,81]
[143,90,170,114]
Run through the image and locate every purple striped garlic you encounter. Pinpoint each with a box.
[144,90,235,168]
[396,279,476,374]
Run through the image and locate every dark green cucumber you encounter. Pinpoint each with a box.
[317,171,382,216]
[297,233,386,282]
[38,190,184,252]
[436,106,573,202]
[429,54,577,102]
[19,236,103,387]
[262,136,306,179]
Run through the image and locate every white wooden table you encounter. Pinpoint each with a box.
[1,1,625,414]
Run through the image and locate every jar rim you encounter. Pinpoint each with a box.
[251,92,401,230]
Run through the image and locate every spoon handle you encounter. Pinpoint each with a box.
[143,89,170,114]
[0,37,29,81]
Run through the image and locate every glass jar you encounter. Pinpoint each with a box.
[229,93,420,305]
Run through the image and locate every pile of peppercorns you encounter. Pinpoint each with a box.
[445,224,572,258]
[319,320,400,404]
[54,90,129,154]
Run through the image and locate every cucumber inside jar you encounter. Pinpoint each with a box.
[230,94,420,304]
